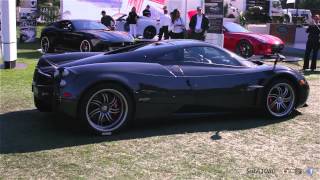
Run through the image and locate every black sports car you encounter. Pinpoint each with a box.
[32,40,309,135]
[40,20,134,53]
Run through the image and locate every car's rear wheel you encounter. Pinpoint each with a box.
[40,36,54,53]
[80,39,92,52]
[264,79,296,118]
[236,40,253,58]
[143,26,156,39]
[79,83,133,135]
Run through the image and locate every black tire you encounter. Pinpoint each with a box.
[263,79,296,118]
[143,26,156,39]
[236,40,254,58]
[80,39,93,52]
[79,83,134,135]
[40,36,54,53]
[34,96,52,112]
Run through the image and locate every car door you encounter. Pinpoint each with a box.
[179,46,259,110]
[60,21,83,51]
[52,21,67,49]
[145,49,195,106]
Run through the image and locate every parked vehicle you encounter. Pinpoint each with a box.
[114,13,160,39]
[40,20,134,53]
[223,22,284,58]
[32,40,309,135]
[226,0,312,24]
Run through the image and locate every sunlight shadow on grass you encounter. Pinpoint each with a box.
[0,109,298,154]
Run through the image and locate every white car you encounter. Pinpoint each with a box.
[283,9,313,24]
[114,13,161,39]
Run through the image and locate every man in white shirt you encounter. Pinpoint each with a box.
[189,7,209,41]
[158,6,171,40]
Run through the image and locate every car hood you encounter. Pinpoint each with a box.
[79,29,134,42]
[231,32,283,44]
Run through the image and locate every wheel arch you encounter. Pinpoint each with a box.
[76,78,136,119]
[256,73,300,107]
[235,38,255,52]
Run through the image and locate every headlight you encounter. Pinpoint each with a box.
[53,69,59,78]
[60,80,67,87]
[54,68,70,78]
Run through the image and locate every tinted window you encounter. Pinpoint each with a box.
[183,47,242,66]
[57,21,73,30]
[72,20,107,30]
[155,50,183,62]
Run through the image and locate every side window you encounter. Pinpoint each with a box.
[183,47,205,63]
[155,49,183,62]
[183,46,241,66]
[203,47,241,66]
[58,21,72,31]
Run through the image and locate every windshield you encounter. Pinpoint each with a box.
[220,47,256,67]
[224,22,249,33]
[73,20,107,30]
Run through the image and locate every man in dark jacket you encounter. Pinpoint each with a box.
[303,14,320,71]
[189,7,209,41]
[142,5,151,17]
[101,10,115,29]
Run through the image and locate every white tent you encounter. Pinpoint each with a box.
[1,0,17,69]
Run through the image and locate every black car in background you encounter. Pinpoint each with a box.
[32,40,309,135]
[40,20,134,53]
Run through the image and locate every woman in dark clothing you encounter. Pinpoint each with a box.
[127,7,139,38]
[303,14,320,71]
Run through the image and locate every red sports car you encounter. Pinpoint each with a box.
[223,22,284,58]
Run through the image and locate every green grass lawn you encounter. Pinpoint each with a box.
[0,30,320,179]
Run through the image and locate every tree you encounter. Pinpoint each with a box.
[299,0,320,9]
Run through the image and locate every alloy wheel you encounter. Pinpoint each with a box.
[41,36,50,53]
[80,40,92,52]
[266,83,295,117]
[86,89,128,132]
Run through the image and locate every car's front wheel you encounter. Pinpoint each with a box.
[236,40,253,58]
[143,26,156,39]
[80,39,92,52]
[264,79,296,118]
[40,36,54,53]
[79,83,133,135]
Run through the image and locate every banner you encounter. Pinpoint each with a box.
[61,0,166,20]
[19,0,37,43]
[205,0,224,34]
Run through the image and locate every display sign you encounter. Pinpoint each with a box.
[270,23,296,44]
[205,0,224,34]
[19,0,38,43]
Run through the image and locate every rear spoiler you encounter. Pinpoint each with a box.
[248,53,286,69]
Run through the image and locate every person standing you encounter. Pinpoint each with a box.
[158,7,171,40]
[100,10,115,29]
[303,14,320,71]
[143,5,151,17]
[189,7,209,41]
[127,7,139,38]
[170,9,185,39]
